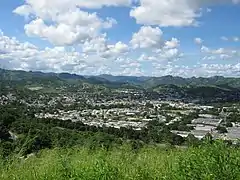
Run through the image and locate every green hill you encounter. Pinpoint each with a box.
[0,142,239,180]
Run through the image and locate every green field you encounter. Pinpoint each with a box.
[1,142,239,180]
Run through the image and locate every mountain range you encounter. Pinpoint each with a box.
[1,68,240,89]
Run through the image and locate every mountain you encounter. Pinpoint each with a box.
[0,69,136,89]
[1,68,240,89]
[98,74,150,84]
[98,74,240,89]
[145,76,240,89]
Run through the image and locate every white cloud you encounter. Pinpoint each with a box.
[152,63,240,77]
[14,1,119,46]
[212,48,225,54]
[130,26,163,49]
[14,0,131,16]
[201,46,210,53]
[130,0,240,27]
[201,45,239,61]
[220,54,231,59]
[201,46,226,55]
[221,36,239,42]
[202,56,217,60]
[0,30,105,73]
[157,48,181,60]
[0,30,131,75]
[221,36,228,41]
[164,38,180,49]
[82,35,108,54]
[194,37,203,44]
[133,32,182,63]
[13,5,33,19]
[25,18,94,45]
[138,54,157,61]
[101,41,129,59]
[138,47,182,64]
[82,35,129,59]
[130,0,200,27]
[109,41,129,54]
[120,67,144,76]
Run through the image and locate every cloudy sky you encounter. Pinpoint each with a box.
[0,0,239,77]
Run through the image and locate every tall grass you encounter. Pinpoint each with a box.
[0,142,239,180]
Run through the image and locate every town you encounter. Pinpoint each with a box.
[1,81,240,143]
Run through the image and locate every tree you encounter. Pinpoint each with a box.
[164,133,185,145]
[203,133,213,143]
[226,121,233,127]
[186,134,200,147]
[0,124,11,141]
[227,113,240,123]
[146,102,154,108]
[216,126,228,134]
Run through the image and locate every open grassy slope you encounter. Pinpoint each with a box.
[1,142,240,180]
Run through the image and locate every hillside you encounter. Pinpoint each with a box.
[1,68,240,179]
[144,76,240,88]
[1,68,240,89]
[1,68,240,104]
[1,142,239,180]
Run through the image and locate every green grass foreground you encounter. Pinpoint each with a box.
[1,142,240,180]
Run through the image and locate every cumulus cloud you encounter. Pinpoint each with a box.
[130,26,163,49]
[201,46,226,54]
[0,30,131,75]
[14,0,119,46]
[1,28,239,77]
[14,0,131,16]
[137,47,182,64]
[0,30,106,73]
[5,0,240,77]
[131,27,182,64]
[152,63,240,77]
[101,41,129,59]
[82,35,129,59]
[130,0,240,27]
[164,38,180,49]
[130,0,200,27]
[194,37,203,44]
[201,45,239,61]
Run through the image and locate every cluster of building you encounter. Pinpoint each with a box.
[0,93,16,105]
[172,113,240,142]
[35,108,167,130]
[2,86,240,142]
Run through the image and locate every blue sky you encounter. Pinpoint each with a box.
[0,0,239,77]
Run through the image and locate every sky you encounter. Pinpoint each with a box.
[0,0,239,77]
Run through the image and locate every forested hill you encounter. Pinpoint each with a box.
[100,74,240,89]
[1,68,240,89]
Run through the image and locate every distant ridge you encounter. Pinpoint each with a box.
[1,68,240,89]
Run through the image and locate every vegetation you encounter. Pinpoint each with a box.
[0,104,189,157]
[216,126,228,134]
[1,68,240,104]
[1,69,240,179]
[0,141,239,180]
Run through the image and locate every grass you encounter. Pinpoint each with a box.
[0,142,240,180]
